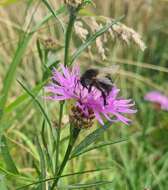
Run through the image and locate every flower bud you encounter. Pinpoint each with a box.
[69,106,95,129]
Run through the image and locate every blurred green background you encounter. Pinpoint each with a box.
[0,0,168,189]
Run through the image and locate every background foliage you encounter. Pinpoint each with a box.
[0,0,168,189]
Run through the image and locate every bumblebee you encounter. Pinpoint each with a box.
[80,66,119,105]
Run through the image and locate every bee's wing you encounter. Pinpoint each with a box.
[97,65,120,85]
[93,65,120,77]
[100,65,120,75]
[95,65,120,79]
[97,77,113,86]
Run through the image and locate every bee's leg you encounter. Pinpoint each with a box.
[88,84,93,92]
[95,82,107,105]
[83,86,87,90]
[97,89,107,105]
[101,91,107,105]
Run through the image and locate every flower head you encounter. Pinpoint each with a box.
[144,91,168,111]
[46,65,136,127]
[38,37,62,51]
[64,0,83,8]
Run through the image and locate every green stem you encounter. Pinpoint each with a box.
[52,7,77,189]
[55,101,64,175]
[64,12,76,66]
[51,126,81,189]
[54,9,76,175]
[54,8,77,177]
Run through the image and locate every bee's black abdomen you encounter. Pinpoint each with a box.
[100,82,113,94]
[80,68,99,87]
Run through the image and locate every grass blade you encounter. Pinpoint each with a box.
[0,166,34,182]
[71,138,128,159]
[17,80,52,129]
[4,80,47,114]
[63,181,113,189]
[0,35,31,118]
[13,130,39,161]
[0,135,19,174]
[71,127,108,158]
[42,0,65,33]
[16,168,109,189]
[31,5,65,34]
[36,137,47,190]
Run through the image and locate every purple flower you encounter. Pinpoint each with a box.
[45,65,136,125]
[144,91,168,111]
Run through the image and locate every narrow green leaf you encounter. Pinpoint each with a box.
[63,181,113,189]
[36,137,46,190]
[41,0,65,33]
[13,130,39,161]
[70,15,124,64]
[17,80,52,129]
[16,168,109,189]
[36,38,44,64]
[0,166,34,182]
[71,127,107,158]
[41,120,54,175]
[41,120,47,151]
[71,138,128,159]
[0,34,31,117]
[31,5,65,34]
[0,135,19,174]
[5,80,47,114]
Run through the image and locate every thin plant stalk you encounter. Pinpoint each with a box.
[64,12,76,67]
[55,9,76,178]
[55,101,64,174]
[52,126,81,189]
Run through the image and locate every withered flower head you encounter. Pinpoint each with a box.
[64,0,83,8]
[38,37,62,51]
